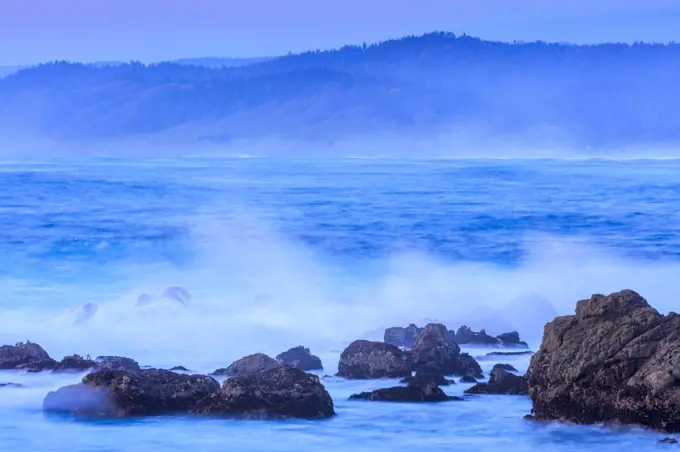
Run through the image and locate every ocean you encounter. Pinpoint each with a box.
[1,157,679,450]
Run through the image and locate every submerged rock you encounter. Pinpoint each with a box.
[337,340,412,379]
[465,367,528,395]
[212,353,280,377]
[412,323,461,375]
[0,382,25,388]
[52,355,97,373]
[95,356,140,371]
[401,373,454,387]
[0,341,56,371]
[275,346,323,371]
[528,290,680,432]
[477,351,534,360]
[384,324,423,349]
[193,366,334,419]
[43,368,220,417]
[350,384,459,402]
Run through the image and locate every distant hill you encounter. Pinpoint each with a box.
[170,57,274,68]
[1,32,679,152]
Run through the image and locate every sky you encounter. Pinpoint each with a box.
[1,0,680,65]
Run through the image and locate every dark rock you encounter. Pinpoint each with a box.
[350,384,459,402]
[497,331,529,349]
[477,351,534,360]
[94,356,140,371]
[528,290,680,432]
[275,346,323,371]
[0,341,56,371]
[456,353,484,379]
[337,340,412,379]
[459,375,478,383]
[0,382,25,388]
[524,414,537,421]
[211,353,280,377]
[193,366,334,419]
[401,373,454,387]
[169,366,190,372]
[660,438,679,444]
[465,367,529,395]
[412,323,461,375]
[52,355,97,373]
[492,363,518,373]
[43,368,220,416]
[384,324,422,349]
[454,326,500,346]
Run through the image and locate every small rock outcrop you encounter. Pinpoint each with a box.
[477,351,534,360]
[528,290,680,432]
[400,373,454,387]
[169,366,189,372]
[497,331,529,348]
[350,384,458,402]
[52,355,97,373]
[384,324,423,349]
[465,367,528,395]
[337,340,412,379]
[493,363,518,373]
[275,346,323,371]
[412,323,461,375]
[454,326,499,346]
[193,366,334,419]
[456,353,484,379]
[0,382,25,388]
[95,356,140,371]
[0,341,56,371]
[459,375,478,384]
[43,368,220,416]
[211,353,280,377]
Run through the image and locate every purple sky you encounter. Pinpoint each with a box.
[2,0,680,65]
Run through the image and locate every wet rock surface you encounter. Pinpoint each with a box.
[384,324,423,349]
[337,340,412,379]
[492,363,518,373]
[43,368,220,417]
[193,366,334,419]
[211,353,280,377]
[276,346,323,371]
[0,341,56,371]
[52,355,97,373]
[465,367,529,395]
[411,323,461,375]
[94,356,141,371]
[456,353,484,379]
[528,290,680,432]
[401,373,454,387]
[350,384,459,402]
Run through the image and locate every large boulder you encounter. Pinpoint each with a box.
[412,323,461,375]
[497,331,529,349]
[337,340,412,379]
[456,353,484,379]
[211,353,280,377]
[52,355,97,373]
[275,346,323,371]
[193,366,334,419]
[95,356,141,371]
[465,367,528,395]
[384,324,422,349]
[527,290,680,432]
[0,341,56,371]
[43,368,220,416]
[350,384,458,402]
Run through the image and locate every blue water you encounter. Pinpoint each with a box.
[1,157,680,450]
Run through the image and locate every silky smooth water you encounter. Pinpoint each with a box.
[1,157,680,450]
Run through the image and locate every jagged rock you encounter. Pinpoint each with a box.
[493,363,518,373]
[212,353,280,377]
[459,375,478,384]
[52,355,97,373]
[275,346,323,371]
[465,367,528,395]
[384,324,423,348]
[528,290,680,432]
[0,382,25,388]
[43,368,219,416]
[193,366,334,419]
[337,340,412,379]
[169,366,189,372]
[350,384,459,402]
[497,331,529,348]
[456,353,484,379]
[412,323,461,375]
[95,356,140,371]
[454,326,500,346]
[401,373,454,387]
[477,351,534,360]
[0,341,56,371]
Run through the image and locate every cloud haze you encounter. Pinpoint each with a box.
[1,0,680,64]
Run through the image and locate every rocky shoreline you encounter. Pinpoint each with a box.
[1,289,679,437]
